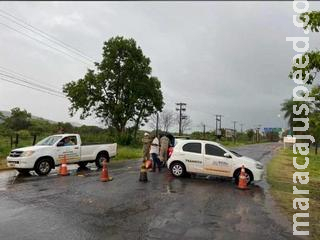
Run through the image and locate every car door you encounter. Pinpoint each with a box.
[56,136,80,164]
[203,144,232,177]
[181,142,203,173]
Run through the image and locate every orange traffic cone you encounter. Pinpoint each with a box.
[238,165,248,190]
[59,154,69,176]
[100,159,113,182]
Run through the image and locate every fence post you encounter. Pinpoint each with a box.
[32,135,37,145]
[15,134,19,148]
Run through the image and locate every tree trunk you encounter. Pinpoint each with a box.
[133,110,144,140]
[315,142,318,155]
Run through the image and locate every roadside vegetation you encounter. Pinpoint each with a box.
[0,107,276,170]
[267,149,320,240]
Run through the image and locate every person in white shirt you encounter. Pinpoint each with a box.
[149,135,161,172]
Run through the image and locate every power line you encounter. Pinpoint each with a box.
[0,76,66,99]
[0,22,93,66]
[0,72,64,96]
[0,9,95,63]
[0,65,60,89]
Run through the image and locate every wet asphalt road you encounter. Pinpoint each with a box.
[0,143,306,240]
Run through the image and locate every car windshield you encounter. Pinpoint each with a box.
[230,150,242,157]
[35,136,62,146]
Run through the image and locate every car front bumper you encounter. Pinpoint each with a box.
[253,168,265,181]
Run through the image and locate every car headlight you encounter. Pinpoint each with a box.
[21,151,35,157]
[256,163,264,169]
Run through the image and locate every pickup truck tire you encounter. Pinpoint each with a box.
[78,162,88,168]
[170,162,186,177]
[34,158,52,176]
[95,153,109,169]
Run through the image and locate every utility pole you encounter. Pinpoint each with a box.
[203,124,206,139]
[240,123,244,133]
[256,124,261,143]
[176,103,187,136]
[215,114,223,140]
[232,121,237,143]
[156,112,159,138]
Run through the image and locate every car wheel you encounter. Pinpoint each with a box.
[95,153,109,169]
[170,162,186,177]
[234,169,253,185]
[35,158,52,176]
[78,161,88,168]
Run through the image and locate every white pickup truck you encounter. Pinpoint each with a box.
[6,134,117,176]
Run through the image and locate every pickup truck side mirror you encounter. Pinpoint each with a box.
[57,142,64,147]
[224,152,232,158]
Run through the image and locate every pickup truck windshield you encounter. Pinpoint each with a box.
[36,136,62,146]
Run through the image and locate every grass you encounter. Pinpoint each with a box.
[113,145,142,161]
[267,148,320,240]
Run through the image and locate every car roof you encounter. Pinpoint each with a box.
[175,139,222,146]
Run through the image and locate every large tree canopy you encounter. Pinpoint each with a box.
[4,107,32,131]
[63,36,164,133]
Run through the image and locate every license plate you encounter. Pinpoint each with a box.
[8,163,15,167]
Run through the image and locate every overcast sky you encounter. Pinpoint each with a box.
[0,1,320,132]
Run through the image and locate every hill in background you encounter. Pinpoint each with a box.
[0,110,82,127]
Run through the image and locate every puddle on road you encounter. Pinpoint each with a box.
[0,164,101,190]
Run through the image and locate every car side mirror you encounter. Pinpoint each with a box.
[57,142,64,147]
[224,153,232,158]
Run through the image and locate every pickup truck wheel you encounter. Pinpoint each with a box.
[95,153,109,169]
[78,162,88,168]
[35,158,52,176]
[170,162,186,177]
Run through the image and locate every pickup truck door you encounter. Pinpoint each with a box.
[56,136,81,164]
[203,144,232,177]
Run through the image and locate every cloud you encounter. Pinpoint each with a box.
[0,1,319,131]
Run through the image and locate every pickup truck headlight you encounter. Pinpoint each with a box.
[256,162,264,169]
[20,151,35,157]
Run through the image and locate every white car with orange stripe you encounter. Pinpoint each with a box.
[7,134,117,176]
[167,140,264,185]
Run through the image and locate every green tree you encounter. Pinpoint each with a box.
[63,36,163,136]
[309,112,320,154]
[4,107,32,131]
[300,11,320,32]
[309,85,320,154]
[280,98,310,133]
[29,119,51,136]
[0,112,5,122]
[246,129,255,142]
[289,11,320,84]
